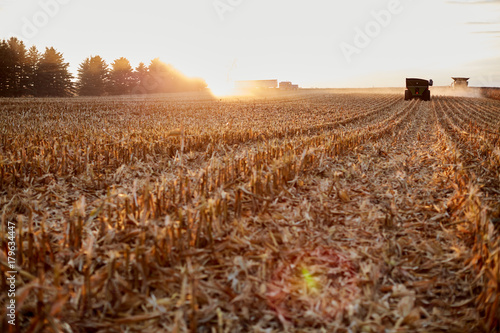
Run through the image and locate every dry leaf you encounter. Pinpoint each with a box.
[339,189,350,203]
[397,295,415,318]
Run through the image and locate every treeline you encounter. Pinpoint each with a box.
[0,37,207,97]
[0,37,73,97]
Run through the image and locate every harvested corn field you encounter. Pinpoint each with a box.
[1,91,500,332]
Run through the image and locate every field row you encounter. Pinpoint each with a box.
[0,94,408,191]
[1,93,500,332]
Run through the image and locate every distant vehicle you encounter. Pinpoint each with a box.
[451,77,469,89]
[405,78,433,101]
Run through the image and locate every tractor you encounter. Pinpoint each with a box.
[405,78,433,101]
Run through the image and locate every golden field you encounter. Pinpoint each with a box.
[1,90,499,332]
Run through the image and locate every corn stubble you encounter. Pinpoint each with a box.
[0,92,499,332]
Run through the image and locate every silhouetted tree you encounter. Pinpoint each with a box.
[7,38,27,96]
[35,47,74,97]
[77,56,108,96]
[0,36,208,98]
[0,40,14,96]
[108,57,134,95]
[0,38,28,96]
[131,62,149,94]
[147,58,169,93]
[24,46,41,96]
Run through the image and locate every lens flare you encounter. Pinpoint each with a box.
[301,267,319,291]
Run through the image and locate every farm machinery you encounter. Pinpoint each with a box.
[405,78,433,101]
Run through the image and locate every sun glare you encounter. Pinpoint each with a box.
[208,79,236,97]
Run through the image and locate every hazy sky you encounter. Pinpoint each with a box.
[1,0,499,94]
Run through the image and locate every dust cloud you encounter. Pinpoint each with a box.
[431,86,484,98]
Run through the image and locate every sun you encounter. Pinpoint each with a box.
[208,79,236,97]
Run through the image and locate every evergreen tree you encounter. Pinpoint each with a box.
[7,37,27,96]
[0,38,27,96]
[35,47,74,97]
[135,62,148,80]
[77,56,109,96]
[0,40,15,96]
[24,46,41,96]
[131,62,149,94]
[108,57,134,95]
[0,36,207,98]
[147,58,168,93]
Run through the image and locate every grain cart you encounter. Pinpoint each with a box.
[405,78,433,101]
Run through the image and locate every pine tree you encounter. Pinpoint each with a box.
[147,58,174,93]
[24,46,41,96]
[0,38,27,96]
[7,37,27,96]
[131,62,149,94]
[108,57,134,95]
[0,37,207,97]
[35,47,74,97]
[77,56,109,96]
[0,40,14,97]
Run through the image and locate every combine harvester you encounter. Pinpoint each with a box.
[405,78,433,101]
